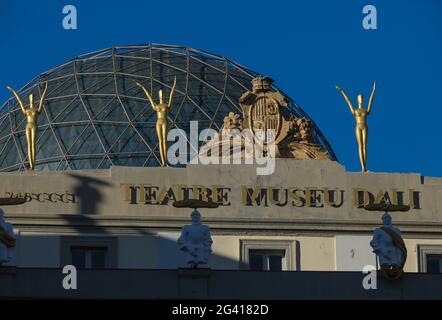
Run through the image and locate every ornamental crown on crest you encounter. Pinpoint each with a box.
[251,76,274,92]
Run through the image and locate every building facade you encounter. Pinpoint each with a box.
[1,44,442,299]
[2,160,442,274]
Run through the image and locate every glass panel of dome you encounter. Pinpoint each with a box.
[97,158,112,169]
[116,57,150,76]
[47,76,78,96]
[0,138,12,167]
[112,154,146,167]
[91,98,127,122]
[36,129,63,159]
[11,110,27,132]
[53,98,91,122]
[107,127,142,154]
[73,158,103,170]
[122,97,148,121]
[79,56,114,74]
[80,75,116,95]
[0,116,9,134]
[37,160,64,172]
[86,97,117,120]
[46,96,76,121]
[47,63,74,81]
[68,125,105,156]
[1,138,19,168]
[57,159,71,171]
[96,124,127,151]
[55,124,87,152]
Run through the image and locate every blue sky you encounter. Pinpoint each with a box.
[1,0,441,176]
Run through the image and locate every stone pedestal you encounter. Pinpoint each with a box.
[177,268,210,299]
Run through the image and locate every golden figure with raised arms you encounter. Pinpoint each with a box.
[7,82,48,171]
[336,81,376,172]
[135,77,177,167]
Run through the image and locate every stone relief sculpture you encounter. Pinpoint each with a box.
[199,76,329,160]
[222,112,242,130]
[370,212,407,280]
[0,209,16,265]
[178,209,213,268]
[280,115,329,160]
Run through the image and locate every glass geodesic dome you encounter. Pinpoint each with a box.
[0,44,337,171]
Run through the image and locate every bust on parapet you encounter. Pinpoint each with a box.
[178,209,213,268]
[0,208,16,265]
[370,212,407,280]
[174,199,216,268]
[0,197,26,266]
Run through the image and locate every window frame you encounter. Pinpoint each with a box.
[249,249,286,271]
[71,246,109,269]
[239,239,297,271]
[60,236,118,269]
[418,244,442,273]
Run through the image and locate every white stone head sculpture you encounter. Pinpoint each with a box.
[191,209,201,224]
[382,212,392,227]
[370,212,407,280]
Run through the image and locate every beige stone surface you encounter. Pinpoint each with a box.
[0,160,440,232]
[2,159,442,271]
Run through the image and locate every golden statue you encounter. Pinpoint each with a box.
[336,81,376,172]
[135,77,177,166]
[7,82,48,171]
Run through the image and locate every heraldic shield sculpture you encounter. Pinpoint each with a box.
[175,200,215,268]
[370,212,407,280]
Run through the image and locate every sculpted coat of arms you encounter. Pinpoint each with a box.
[240,77,286,145]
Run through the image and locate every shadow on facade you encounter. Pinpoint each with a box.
[68,173,111,215]
[60,173,112,234]
[15,233,242,270]
[43,174,241,269]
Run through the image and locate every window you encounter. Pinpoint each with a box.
[240,240,298,271]
[418,245,442,273]
[249,249,285,271]
[71,247,108,269]
[60,236,118,269]
[426,255,442,273]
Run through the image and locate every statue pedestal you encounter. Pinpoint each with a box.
[177,268,210,299]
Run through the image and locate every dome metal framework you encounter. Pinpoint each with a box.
[0,44,337,171]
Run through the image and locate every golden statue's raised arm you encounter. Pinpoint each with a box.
[37,82,48,114]
[168,76,177,109]
[135,81,157,111]
[6,86,26,115]
[367,81,376,114]
[336,85,355,115]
